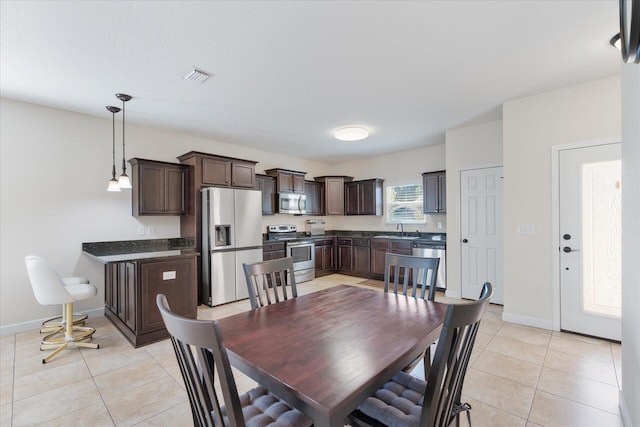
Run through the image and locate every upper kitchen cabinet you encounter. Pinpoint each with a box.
[345,178,384,216]
[129,158,186,216]
[314,176,353,215]
[202,156,256,188]
[422,171,446,214]
[264,168,306,194]
[304,180,324,216]
[255,174,276,215]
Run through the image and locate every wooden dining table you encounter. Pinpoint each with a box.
[217,284,448,427]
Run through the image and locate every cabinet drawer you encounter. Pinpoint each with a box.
[372,239,390,250]
[314,238,334,247]
[352,238,370,247]
[337,238,352,246]
[263,241,285,252]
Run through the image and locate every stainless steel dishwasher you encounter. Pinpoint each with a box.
[412,241,446,290]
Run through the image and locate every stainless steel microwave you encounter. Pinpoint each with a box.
[277,193,307,214]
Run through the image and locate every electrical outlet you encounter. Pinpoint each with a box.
[146,226,155,235]
[137,226,145,235]
[437,222,443,229]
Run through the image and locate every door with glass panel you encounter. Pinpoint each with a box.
[559,143,621,341]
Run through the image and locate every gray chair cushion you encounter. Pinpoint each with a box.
[357,371,426,427]
[222,386,312,427]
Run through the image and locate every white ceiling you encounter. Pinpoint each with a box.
[0,1,621,163]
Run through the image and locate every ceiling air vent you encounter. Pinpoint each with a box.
[184,68,211,84]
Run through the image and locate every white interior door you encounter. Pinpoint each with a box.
[460,167,503,303]
[559,143,621,341]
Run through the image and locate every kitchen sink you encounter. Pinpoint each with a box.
[372,235,419,240]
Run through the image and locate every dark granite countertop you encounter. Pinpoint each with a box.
[82,238,198,264]
[262,231,446,245]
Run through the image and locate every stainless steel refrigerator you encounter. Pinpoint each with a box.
[201,187,263,306]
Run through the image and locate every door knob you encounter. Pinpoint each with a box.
[562,246,579,253]
[462,239,468,243]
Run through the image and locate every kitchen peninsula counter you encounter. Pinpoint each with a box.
[83,238,197,348]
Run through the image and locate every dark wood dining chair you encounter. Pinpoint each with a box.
[243,257,298,309]
[349,282,493,427]
[384,253,440,301]
[384,253,440,374]
[156,294,312,427]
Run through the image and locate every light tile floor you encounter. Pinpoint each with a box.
[0,274,623,426]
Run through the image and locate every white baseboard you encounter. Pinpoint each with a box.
[619,390,632,427]
[0,307,105,336]
[501,311,554,331]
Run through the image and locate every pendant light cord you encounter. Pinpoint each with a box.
[121,97,126,174]
[112,110,117,179]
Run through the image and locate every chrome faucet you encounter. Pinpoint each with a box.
[396,223,405,236]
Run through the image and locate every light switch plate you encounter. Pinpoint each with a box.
[137,226,145,235]
[146,226,155,235]
[517,224,534,234]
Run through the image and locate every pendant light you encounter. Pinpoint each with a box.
[115,93,133,189]
[106,106,122,192]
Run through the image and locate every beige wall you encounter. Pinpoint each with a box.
[620,62,640,427]
[444,120,503,298]
[502,75,621,326]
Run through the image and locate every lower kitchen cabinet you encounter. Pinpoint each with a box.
[314,237,335,277]
[337,238,353,272]
[371,239,413,279]
[353,238,371,275]
[263,241,286,260]
[104,254,197,347]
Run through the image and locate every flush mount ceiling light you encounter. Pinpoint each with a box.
[334,127,369,141]
[184,68,211,84]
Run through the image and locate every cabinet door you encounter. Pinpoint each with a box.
[165,167,185,214]
[124,262,136,331]
[325,178,345,215]
[438,175,447,212]
[256,175,276,215]
[138,163,165,214]
[344,182,360,215]
[202,158,231,186]
[277,171,294,193]
[139,258,196,334]
[353,246,371,275]
[423,173,440,213]
[338,245,353,271]
[304,181,324,215]
[231,163,256,188]
[359,180,378,215]
[105,264,117,314]
[293,174,305,194]
[371,240,389,277]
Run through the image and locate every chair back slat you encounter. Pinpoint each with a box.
[243,257,298,309]
[157,294,246,427]
[421,282,493,427]
[384,253,440,301]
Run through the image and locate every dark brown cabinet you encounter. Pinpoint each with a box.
[337,238,353,272]
[304,180,324,216]
[256,174,276,215]
[345,179,384,216]
[423,171,446,214]
[263,241,286,261]
[353,238,371,275]
[129,158,186,216]
[202,156,256,188]
[104,254,197,347]
[337,237,371,275]
[371,239,413,278]
[314,176,353,215]
[265,169,306,194]
[314,237,335,277]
